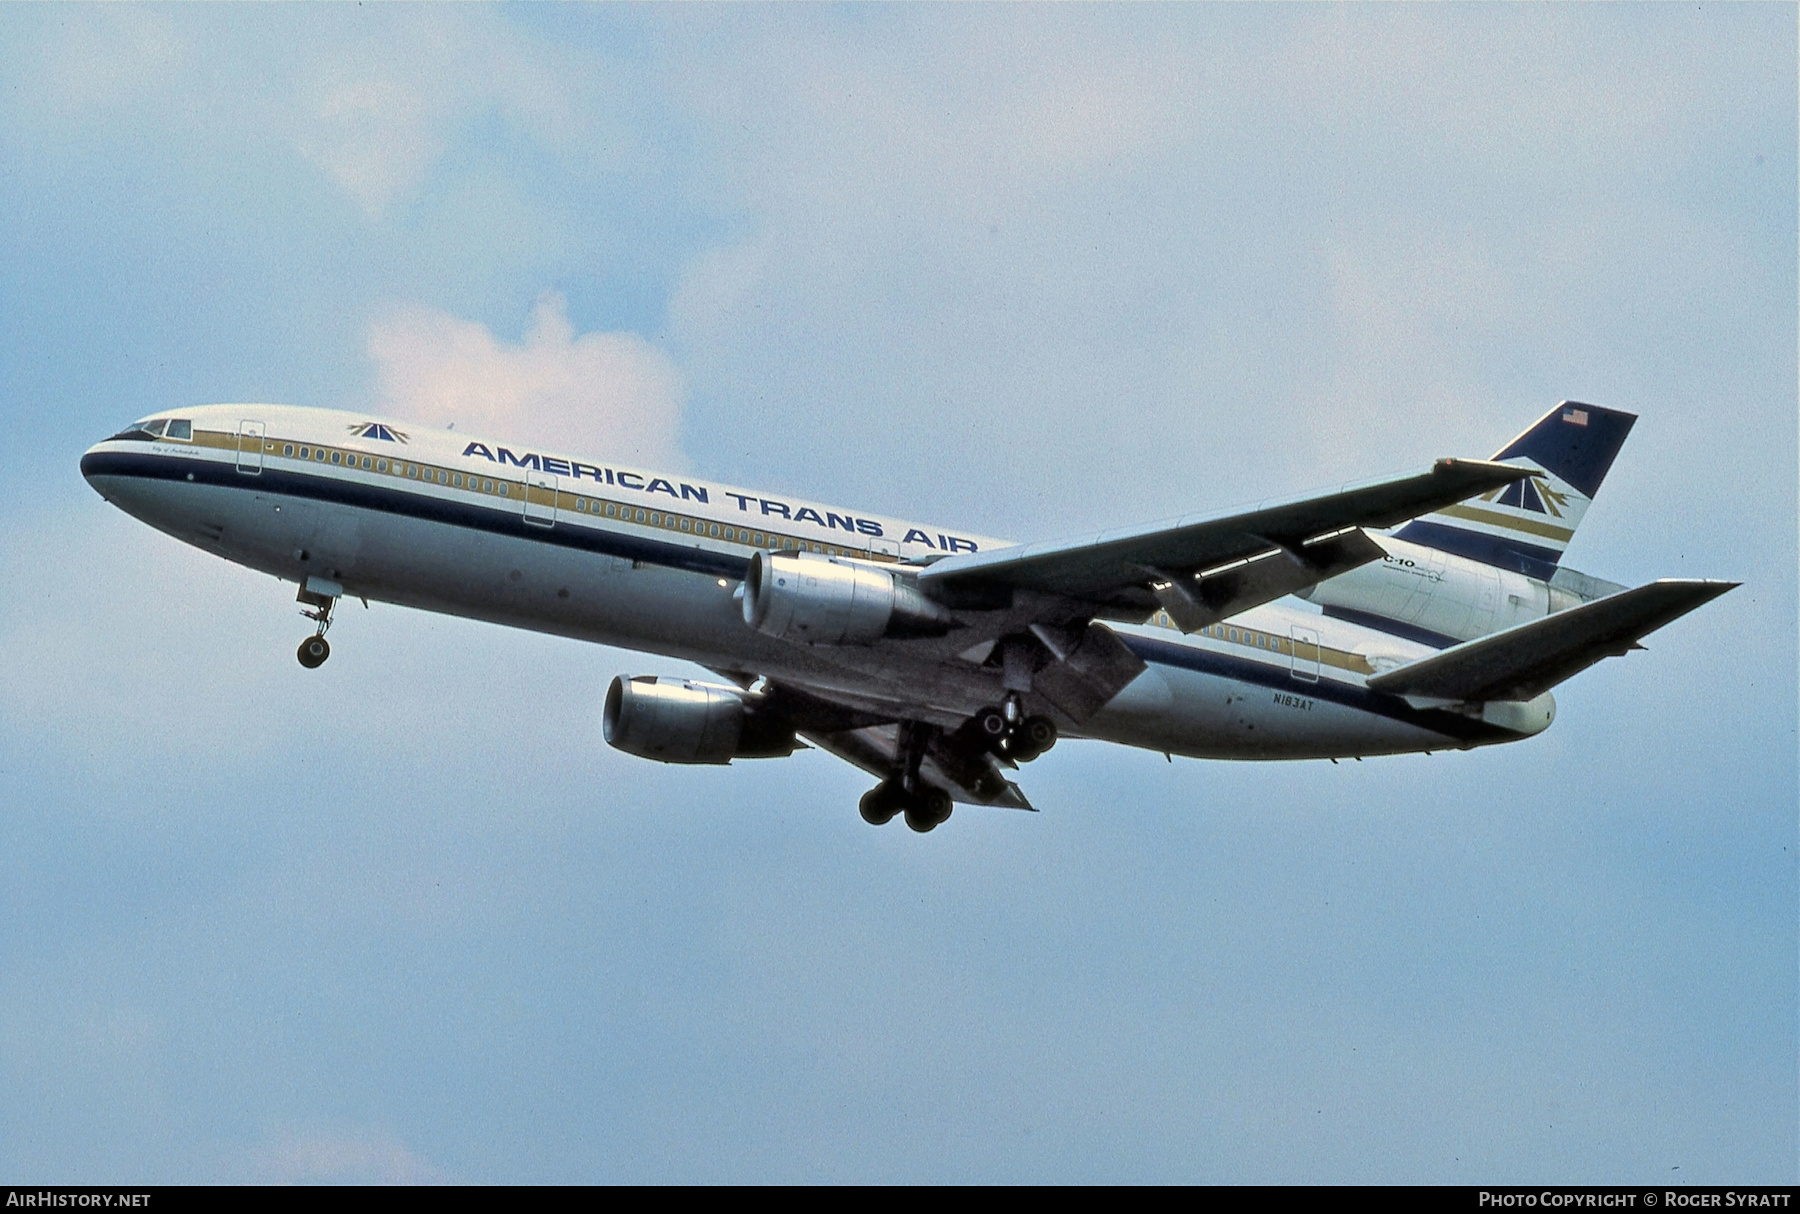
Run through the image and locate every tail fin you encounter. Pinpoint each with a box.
[1393,402,1636,580]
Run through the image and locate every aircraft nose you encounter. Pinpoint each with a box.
[80,420,147,490]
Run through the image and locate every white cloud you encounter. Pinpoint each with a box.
[251,1127,453,1185]
[294,77,443,218]
[369,293,688,469]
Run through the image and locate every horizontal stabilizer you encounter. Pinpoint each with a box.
[1366,579,1737,703]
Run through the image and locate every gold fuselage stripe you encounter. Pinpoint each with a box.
[154,427,900,563]
[155,427,1379,675]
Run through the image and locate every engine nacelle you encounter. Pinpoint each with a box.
[1297,536,1552,643]
[602,675,796,765]
[742,551,953,644]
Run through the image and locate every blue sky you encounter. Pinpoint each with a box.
[0,4,1793,1183]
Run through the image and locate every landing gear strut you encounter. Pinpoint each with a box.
[296,580,337,669]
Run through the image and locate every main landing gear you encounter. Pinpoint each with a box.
[860,720,955,833]
[859,781,953,833]
[295,580,337,669]
[967,697,1058,765]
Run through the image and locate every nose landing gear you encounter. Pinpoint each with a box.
[295,577,340,669]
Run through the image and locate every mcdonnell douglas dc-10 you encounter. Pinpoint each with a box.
[83,401,1732,832]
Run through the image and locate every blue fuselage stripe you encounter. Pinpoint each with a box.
[1319,605,1458,650]
[1391,519,1561,580]
[80,449,754,581]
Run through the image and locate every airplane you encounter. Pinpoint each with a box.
[81,400,1734,833]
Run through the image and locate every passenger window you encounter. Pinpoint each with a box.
[484,480,493,493]
[709,524,719,538]
[284,444,294,457]
[499,484,508,496]
[299,447,310,459]
[377,460,387,472]
[361,456,372,470]
[166,419,192,441]
[331,451,341,464]
[680,519,691,532]
[452,474,463,488]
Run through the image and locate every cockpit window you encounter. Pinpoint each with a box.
[165,419,192,441]
[108,418,168,441]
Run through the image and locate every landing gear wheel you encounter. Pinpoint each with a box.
[904,787,953,833]
[1019,715,1057,755]
[859,782,901,826]
[1000,715,1058,763]
[297,635,331,669]
[973,707,1008,742]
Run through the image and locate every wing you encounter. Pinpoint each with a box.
[919,459,1535,630]
[1366,578,1737,704]
[704,671,1034,809]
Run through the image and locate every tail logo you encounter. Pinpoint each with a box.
[1562,408,1589,427]
[1479,476,1570,518]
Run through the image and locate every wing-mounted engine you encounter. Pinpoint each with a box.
[742,551,954,644]
[603,675,796,765]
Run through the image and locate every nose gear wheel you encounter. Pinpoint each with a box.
[297,635,331,668]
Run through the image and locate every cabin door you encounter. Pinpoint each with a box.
[1289,625,1321,683]
[524,471,557,528]
[236,420,264,475]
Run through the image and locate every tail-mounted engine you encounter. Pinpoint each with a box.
[742,551,954,644]
[603,675,796,765]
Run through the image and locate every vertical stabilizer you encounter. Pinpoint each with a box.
[1392,402,1635,579]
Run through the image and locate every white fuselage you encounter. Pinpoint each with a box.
[81,404,1554,763]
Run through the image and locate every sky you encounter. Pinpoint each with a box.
[0,4,1793,1184]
